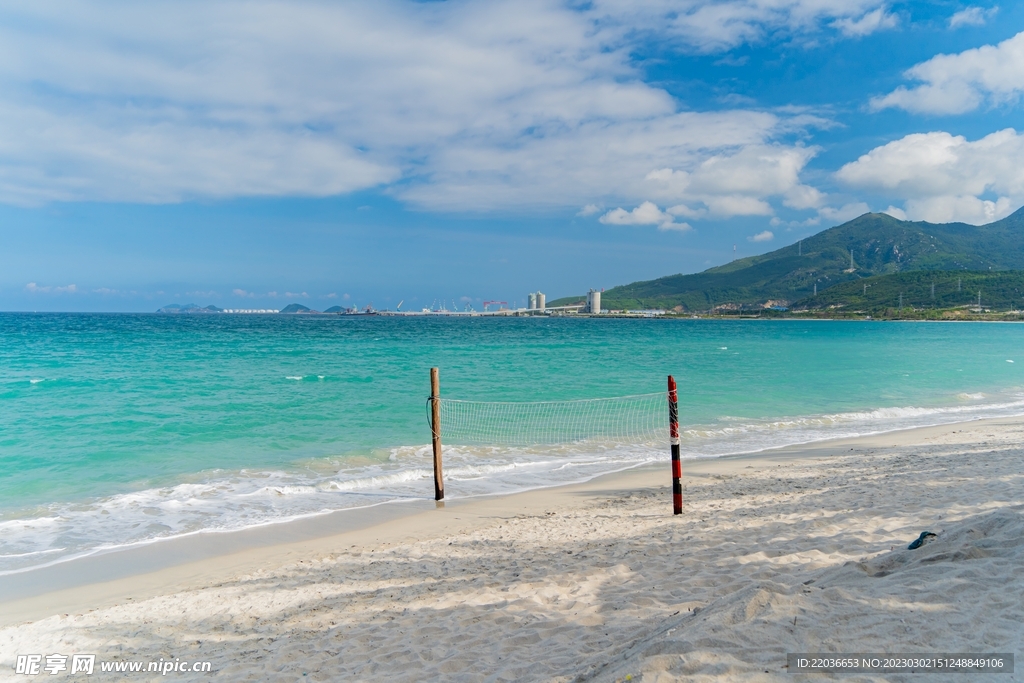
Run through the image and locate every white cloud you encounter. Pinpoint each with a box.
[590,0,892,52]
[818,202,871,224]
[642,145,820,218]
[577,204,601,216]
[882,205,907,220]
[748,230,774,242]
[232,288,255,297]
[25,282,77,294]
[783,183,826,210]
[836,129,1024,224]
[903,195,1012,224]
[704,195,773,216]
[0,1,845,212]
[831,8,898,37]
[325,293,338,299]
[285,291,309,298]
[599,201,691,231]
[770,215,821,229]
[871,30,1024,114]
[666,203,707,219]
[949,6,997,29]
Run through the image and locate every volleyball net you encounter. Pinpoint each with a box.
[426,368,682,511]
[428,392,668,447]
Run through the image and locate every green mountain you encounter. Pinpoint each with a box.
[796,270,1024,314]
[280,303,313,313]
[550,208,1024,312]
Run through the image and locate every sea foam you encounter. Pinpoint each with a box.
[3,390,1024,576]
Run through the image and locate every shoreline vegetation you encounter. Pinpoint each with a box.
[2,415,1023,679]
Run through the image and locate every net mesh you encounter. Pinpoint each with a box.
[429,393,668,447]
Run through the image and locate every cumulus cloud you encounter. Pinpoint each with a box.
[831,7,898,37]
[771,215,821,229]
[836,129,1024,224]
[591,0,894,52]
[0,1,850,212]
[577,204,601,216]
[949,6,997,28]
[232,289,255,297]
[600,201,691,231]
[642,145,820,218]
[748,230,774,242]
[871,30,1024,114]
[285,291,309,298]
[818,202,871,224]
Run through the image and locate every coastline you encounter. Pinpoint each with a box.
[2,413,1023,680]
[2,413,1021,624]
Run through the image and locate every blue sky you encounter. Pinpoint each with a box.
[2,0,1022,312]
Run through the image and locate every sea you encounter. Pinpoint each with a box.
[2,313,1022,575]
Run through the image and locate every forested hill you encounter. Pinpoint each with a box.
[549,207,1024,312]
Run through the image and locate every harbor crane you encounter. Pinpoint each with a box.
[482,300,508,311]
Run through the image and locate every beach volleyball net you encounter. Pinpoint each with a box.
[428,392,668,446]
[425,368,682,511]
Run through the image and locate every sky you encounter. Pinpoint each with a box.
[2,0,1023,312]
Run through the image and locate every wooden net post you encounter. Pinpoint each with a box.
[668,375,681,515]
[430,367,444,501]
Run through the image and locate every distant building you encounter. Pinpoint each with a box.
[537,292,545,311]
[587,289,601,314]
[528,292,537,310]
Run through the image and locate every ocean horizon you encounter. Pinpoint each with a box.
[2,313,1022,575]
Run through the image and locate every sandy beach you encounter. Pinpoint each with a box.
[2,417,1023,681]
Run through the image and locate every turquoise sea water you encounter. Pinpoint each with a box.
[2,314,1023,573]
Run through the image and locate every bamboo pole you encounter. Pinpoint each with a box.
[430,367,444,501]
[668,375,681,515]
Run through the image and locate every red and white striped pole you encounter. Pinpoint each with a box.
[668,375,682,515]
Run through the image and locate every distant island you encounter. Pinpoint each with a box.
[156,302,336,314]
[279,303,315,314]
[550,207,1024,318]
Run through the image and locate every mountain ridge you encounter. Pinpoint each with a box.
[550,208,1024,311]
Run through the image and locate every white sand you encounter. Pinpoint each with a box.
[2,418,1024,681]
